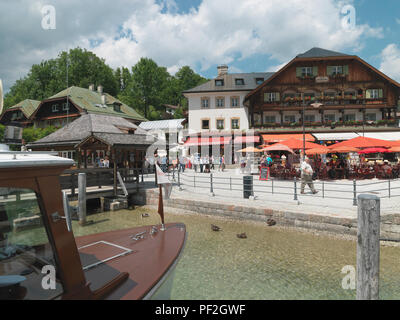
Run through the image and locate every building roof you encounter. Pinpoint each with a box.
[43,86,146,122]
[5,99,41,118]
[296,47,350,59]
[27,113,153,147]
[139,118,185,131]
[0,152,74,169]
[183,72,275,93]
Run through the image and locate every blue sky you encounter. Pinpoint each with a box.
[1,0,400,93]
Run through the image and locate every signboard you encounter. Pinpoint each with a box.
[259,166,269,181]
[315,76,329,83]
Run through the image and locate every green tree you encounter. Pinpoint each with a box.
[119,58,170,119]
[22,126,58,144]
[4,48,118,108]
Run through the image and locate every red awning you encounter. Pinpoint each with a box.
[262,134,315,143]
[233,136,260,144]
[184,137,232,146]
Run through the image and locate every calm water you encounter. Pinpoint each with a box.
[71,207,400,300]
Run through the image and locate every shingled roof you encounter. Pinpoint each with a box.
[5,99,41,118]
[27,113,154,148]
[183,72,275,93]
[45,86,147,122]
[296,47,350,59]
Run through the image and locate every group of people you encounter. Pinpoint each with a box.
[95,156,110,168]
[148,154,226,174]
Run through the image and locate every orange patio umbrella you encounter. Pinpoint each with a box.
[305,148,329,155]
[328,146,360,153]
[278,138,329,150]
[261,143,295,154]
[237,147,263,153]
[328,136,395,149]
[388,146,400,152]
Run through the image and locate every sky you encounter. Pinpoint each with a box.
[0,0,400,93]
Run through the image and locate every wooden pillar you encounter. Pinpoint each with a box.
[113,149,117,197]
[279,110,283,126]
[84,149,87,169]
[78,173,87,226]
[357,194,380,300]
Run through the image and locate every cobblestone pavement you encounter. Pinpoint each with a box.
[143,168,400,219]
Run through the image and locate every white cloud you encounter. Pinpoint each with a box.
[396,18,400,25]
[93,0,383,74]
[0,0,384,92]
[379,44,400,82]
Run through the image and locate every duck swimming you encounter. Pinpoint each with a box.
[237,232,247,239]
[211,224,221,232]
[266,219,276,226]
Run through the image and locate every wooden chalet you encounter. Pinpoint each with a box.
[0,99,40,127]
[244,47,400,134]
[29,85,146,128]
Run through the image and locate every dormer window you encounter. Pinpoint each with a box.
[215,79,224,87]
[113,103,121,112]
[235,79,244,85]
[256,78,264,85]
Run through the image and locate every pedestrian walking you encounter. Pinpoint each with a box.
[300,157,318,194]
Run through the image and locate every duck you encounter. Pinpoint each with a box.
[211,224,221,232]
[266,219,276,226]
[237,232,247,239]
[141,213,150,218]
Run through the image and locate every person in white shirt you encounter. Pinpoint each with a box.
[300,157,318,194]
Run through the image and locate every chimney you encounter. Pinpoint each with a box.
[89,84,95,91]
[217,65,228,76]
[101,94,106,105]
[97,85,103,94]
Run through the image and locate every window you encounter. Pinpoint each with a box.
[113,104,121,112]
[264,116,276,123]
[215,97,225,108]
[344,114,356,121]
[235,79,245,85]
[284,115,296,123]
[304,115,315,122]
[255,78,264,85]
[231,118,240,129]
[216,119,225,130]
[62,103,69,111]
[264,92,280,102]
[202,119,210,129]
[366,89,382,99]
[201,97,210,109]
[332,66,343,75]
[231,97,239,107]
[52,104,59,112]
[302,67,313,77]
[215,79,224,87]
[0,188,64,299]
[365,113,376,121]
[324,114,336,122]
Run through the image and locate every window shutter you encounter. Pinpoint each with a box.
[313,66,318,77]
[327,66,333,76]
[264,93,269,102]
[378,89,383,98]
[276,92,280,101]
[296,67,302,78]
[344,65,349,75]
[366,90,371,99]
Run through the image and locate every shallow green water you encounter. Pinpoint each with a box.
[71,207,400,300]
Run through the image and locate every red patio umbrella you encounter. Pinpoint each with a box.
[277,138,329,150]
[358,148,389,154]
[328,136,395,149]
[305,148,329,155]
[388,146,400,152]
